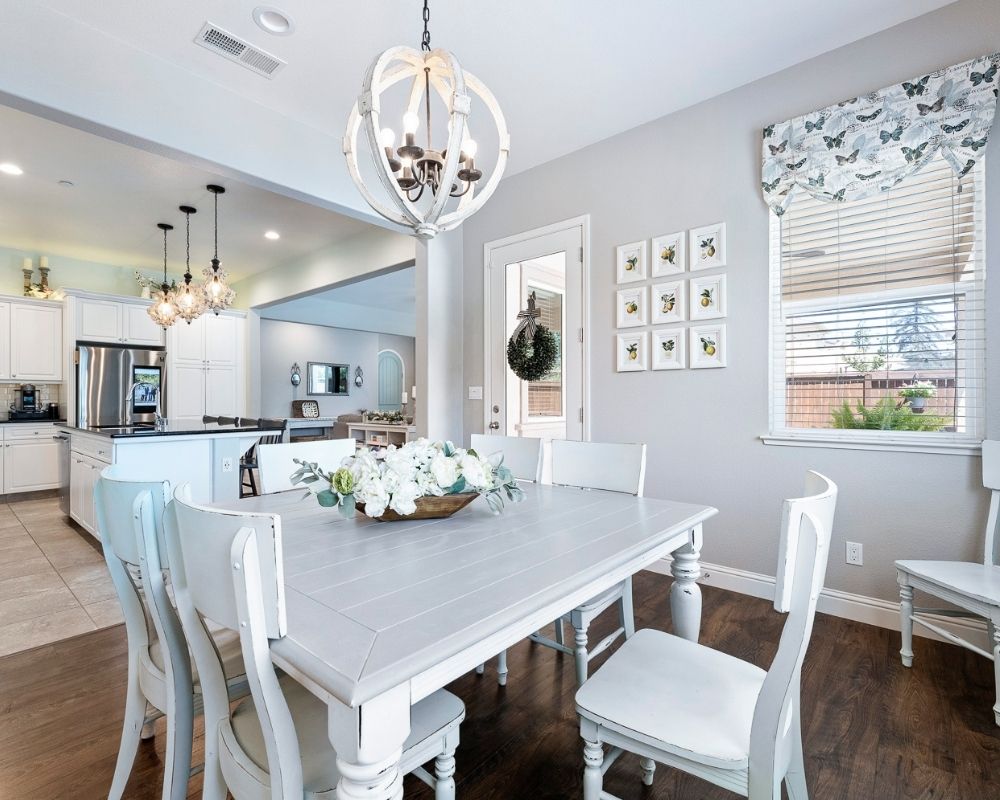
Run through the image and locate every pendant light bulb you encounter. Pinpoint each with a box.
[175,205,206,324]
[147,223,180,329]
[201,184,236,314]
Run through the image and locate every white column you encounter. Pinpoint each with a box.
[415,230,464,444]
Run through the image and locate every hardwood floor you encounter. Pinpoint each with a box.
[0,571,997,799]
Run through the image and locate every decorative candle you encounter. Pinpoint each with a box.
[39,256,48,269]
[22,258,31,270]
[401,391,409,405]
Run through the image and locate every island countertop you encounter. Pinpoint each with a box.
[64,420,282,439]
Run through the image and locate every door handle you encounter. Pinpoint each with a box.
[488,421,500,430]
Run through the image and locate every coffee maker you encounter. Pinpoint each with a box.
[9,384,48,421]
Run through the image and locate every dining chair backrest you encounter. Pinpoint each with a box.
[470,434,543,482]
[748,471,837,797]
[166,485,299,797]
[550,440,647,496]
[257,438,357,494]
[980,441,1000,566]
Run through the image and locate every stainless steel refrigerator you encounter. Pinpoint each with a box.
[76,344,167,428]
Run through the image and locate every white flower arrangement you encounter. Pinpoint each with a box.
[290,438,524,519]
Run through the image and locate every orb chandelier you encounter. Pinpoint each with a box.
[201,184,236,314]
[147,223,179,329]
[175,205,206,324]
[343,0,509,239]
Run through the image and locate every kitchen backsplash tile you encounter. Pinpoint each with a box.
[0,383,63,419]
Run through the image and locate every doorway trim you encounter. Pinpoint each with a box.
[482,214,591,441]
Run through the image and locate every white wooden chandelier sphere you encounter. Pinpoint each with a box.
[344,46,510,240]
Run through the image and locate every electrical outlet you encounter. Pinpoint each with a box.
[221,457,234,473]
[846,541,863,566]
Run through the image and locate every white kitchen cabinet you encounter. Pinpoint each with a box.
[123,303,164,346]
[205,365,238,417]
[69,455,101,536]
[0,302,9,380]
[171,364,208,423]
[204,314,238,365]
[9,302,62,381]
[3,438,61,493]
[76,296,164,346]
[167,311,245,421]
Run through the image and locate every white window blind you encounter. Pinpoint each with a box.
[769,155,985,446]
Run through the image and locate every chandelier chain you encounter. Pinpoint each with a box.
[185,210,192,282]
[162,228,168,282]
[421,0,431,51]
[213,191,219,261]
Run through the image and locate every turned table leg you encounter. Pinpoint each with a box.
[670,525,703,643]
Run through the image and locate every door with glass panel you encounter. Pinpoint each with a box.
[486,221,585,445]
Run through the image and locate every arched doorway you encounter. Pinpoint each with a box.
[377,349,404,411]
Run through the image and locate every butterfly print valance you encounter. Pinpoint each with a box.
[761,52,999,215]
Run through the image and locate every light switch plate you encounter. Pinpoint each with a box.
[468,385,484,400]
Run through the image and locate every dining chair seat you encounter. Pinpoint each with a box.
[574,584,624,614]
[576,629,765,770]
[148,626,245,683]
[225,676,465,796]
[895,560,1000,604]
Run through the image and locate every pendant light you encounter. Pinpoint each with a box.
[201,184,236,313]
[175,205,206,324]
[147,223,179,328]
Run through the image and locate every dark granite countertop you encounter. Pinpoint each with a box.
[64,420,283,439]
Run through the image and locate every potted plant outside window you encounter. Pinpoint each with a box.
[898,381,936,413]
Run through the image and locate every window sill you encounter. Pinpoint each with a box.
[760,432,982,456]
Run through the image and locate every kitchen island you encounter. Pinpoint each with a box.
[63,419,280,538]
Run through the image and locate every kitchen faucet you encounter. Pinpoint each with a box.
[124,381,165,430]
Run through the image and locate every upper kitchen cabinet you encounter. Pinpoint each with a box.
[171,312,240,366]
[1,298,63,382]
[71,293,165,346]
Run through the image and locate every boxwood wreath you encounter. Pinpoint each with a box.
[507,325,558,382]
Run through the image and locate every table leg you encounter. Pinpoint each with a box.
[329,684,410,800]
[670,525,703,642]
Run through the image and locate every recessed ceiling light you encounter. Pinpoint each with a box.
[252,6,295,36]
[0,163,23,176]
[264,230,281,240]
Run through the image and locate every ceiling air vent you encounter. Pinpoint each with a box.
[194,22,286,79]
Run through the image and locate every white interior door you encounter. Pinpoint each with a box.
[486,220,586,444]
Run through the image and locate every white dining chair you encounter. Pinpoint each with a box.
[257,438,357,494]
[896,439,1000,725]
[529,439,647,686]
[576,471,837,800]
[468,434,544,685]
[166,483,466,800]
[95,467,248,800]
[470,434,543,483]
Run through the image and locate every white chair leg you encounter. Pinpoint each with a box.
[162,686,194,800]
[899,582,914,668]
[433,747,457,800]
[573,621,590,686]
[620,576,636,639]
[475,663,485,675]
[639,757,656,786]
[992,621,1000,727]
[583,740,604,800]
[555,617,565,647]
[784,711,809,800]
[108,656,146,800]
[497,649,508,687]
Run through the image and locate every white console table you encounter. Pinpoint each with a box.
[347,422,416,448]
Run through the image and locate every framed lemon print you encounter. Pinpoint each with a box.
[651,231,685,277]
[616,240,647,284]
[616,287,647,328]
[689,274,726,320]
[616,332,648,372]
[690,324,727,368]
[689,222,726,271]
[651,280,685,324]
[652,328,686,370]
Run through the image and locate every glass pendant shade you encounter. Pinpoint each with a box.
[147,223,180,328]
[176,205,206,324]
[201,185,236,313]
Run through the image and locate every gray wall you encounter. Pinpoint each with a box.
[259,318,415,418]
[461,0,1000,602]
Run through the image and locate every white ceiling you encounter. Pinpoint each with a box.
[260,267,416,337]
[36,0,954,184]
[0,103,374,279]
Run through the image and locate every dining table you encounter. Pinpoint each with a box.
[228,482,718,799]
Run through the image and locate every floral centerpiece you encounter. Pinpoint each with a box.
[290,438,524,521]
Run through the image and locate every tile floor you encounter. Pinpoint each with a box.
[0,497,121,656]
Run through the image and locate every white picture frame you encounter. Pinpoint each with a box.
[651,280,686,324]
[616,240,647,284]
[690,324,727,368]
[616,332,648,372]
[689,222,727,270]
[651,231,686,276]
[689,274,727,320]
[616,286,648,328]
[652,328,686,370]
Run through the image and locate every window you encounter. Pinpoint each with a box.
[526,286,563,417]
[768,155,985,450]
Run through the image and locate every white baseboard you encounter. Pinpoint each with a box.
[645,557,989,652]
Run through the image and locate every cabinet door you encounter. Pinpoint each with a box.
[78,298,123,343]
[122,303,164,346]
[205,365,238,417]
[171,364,207,422]
[3,439,61,493]
[172,315,206,365]
[204,314,238,365]
[10,304,62,381]
[69,455,90,530]
[0,302,9,380]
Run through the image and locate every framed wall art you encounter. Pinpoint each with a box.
[652,328,686,370]
[616,240,647,284]
[690,323,727,368]
[616,332,648,372]
[616,286,648,328]
[689,222,727,270]
[651,280,685,324]
[651,231,685,277]
[689,274,727,320]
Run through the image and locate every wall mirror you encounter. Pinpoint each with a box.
[307,362,350,396]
